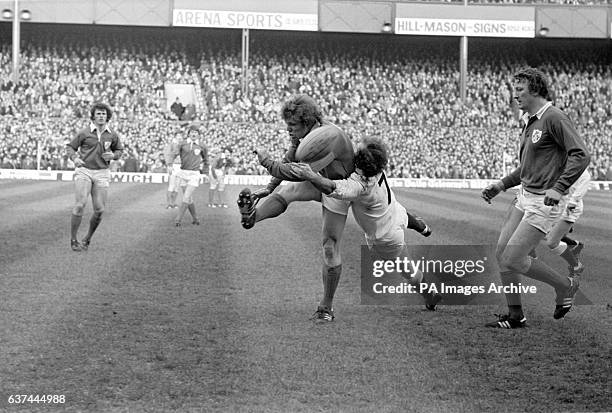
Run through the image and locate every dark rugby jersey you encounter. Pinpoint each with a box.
[502,103,590,195]
[66,123,123,170]
[175,140,208,171]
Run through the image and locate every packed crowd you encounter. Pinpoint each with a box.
[0,25,610,180]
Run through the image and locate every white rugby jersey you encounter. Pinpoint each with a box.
[330,171,400,241]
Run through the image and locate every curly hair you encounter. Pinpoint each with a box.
[513,67,551,100]
[280,94,323,128]
[355,136,389,178]
[89,102,113,122]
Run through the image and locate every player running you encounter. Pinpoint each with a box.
[288,137,441,310]
[481,67,590,328]
[66,102,123,252]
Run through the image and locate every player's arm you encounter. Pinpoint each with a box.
[482,168,520,204]
[255,142,304,182]
[66,132,85,167]
[551,118,591,196]
[109,135,124,161]
[289,163,364,200]
[253,139,301,197]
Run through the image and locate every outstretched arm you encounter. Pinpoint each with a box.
[289,163,364,200]
[288,163,336,195]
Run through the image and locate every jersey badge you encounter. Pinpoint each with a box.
[531,129,542,143]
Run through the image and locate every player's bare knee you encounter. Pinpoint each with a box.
[322,237,341,264]
[72,203,86,216]
[545,239,559,250]
[499,253,527,273]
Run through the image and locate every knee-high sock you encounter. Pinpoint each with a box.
[407,213,426,232]
[70,214,82,240]
[561,235,578,246]
[320,264,342,309]
[500,270,523,316]
[255,193,288,222]
[85,212,102,240]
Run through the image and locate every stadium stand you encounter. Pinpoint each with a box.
[0,24,610,179]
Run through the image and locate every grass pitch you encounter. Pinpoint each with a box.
[0,180,610,412]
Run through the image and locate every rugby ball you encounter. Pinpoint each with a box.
[295,124,341,164]
[295,124,354,179]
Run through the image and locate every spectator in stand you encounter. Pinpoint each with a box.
[171,97,185,120]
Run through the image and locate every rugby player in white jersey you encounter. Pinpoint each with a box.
[288,136,441,311]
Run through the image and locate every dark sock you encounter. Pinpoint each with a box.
[321,264,342,308]
[85,213,102,240]
[71,214,82,240]
[508,305,524,319]
[561,236,578,246]
[560,248,578,267]
[407,213,426,232]
[500,270,523,308]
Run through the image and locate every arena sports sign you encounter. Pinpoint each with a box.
[173,9,317,31]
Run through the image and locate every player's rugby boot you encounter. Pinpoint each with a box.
[192,218,200,225]
[568,242,585,276]
[408,214,432,237]
[70,239,82,252]
[311,306,334,323]
[554,276,580,319]
[424,293,442,311]
[237,188,256,229]
[80,237,90,251]
[485,314,527,329]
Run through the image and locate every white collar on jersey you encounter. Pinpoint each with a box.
[521,101,553,125]
[90,122,112,133]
